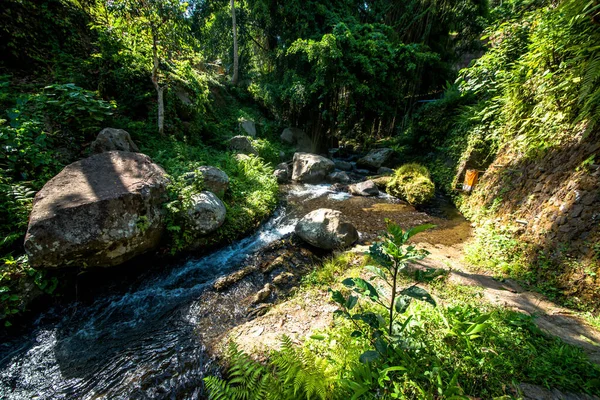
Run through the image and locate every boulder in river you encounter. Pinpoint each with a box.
[349,180,379,196]
[327,171,350,184]
[280,127,313,153]
[357,148,394,170]
[90,128,139,154]
[291,152,335,183]
[229,135,258,155]
[377,166,394,176]
[184,191,227,234]
[334,160,353,171]
[273,162,290,183]
[24,151,168,268]
[295,208,358,250]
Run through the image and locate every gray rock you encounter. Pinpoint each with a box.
[239,119,256,138]
[377,167,394,175]
[291,153,335,183]
[252,283,275,304]
[24,151,168,268]
[184,191,226,234]
[280,128,313,153]
[229,135,258,155]
[198,166,229,197]
[349,180,379,196]
[334,160,353,171]
[354,168,371,175]
[357,148,394,170]
[327,171,350,184]
[274,168,289,183]
[234,154,251,162]
[295,208,358,250]
[90,128,140,154]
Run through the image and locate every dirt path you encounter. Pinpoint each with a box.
[417,241,600,365]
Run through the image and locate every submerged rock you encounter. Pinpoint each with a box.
[349,180,379,196]
[229,135,258,155]
[184,191,227,234]
[295,208,358,250]
[24,151,168,268]
[357,148,394,170]
[90,128,139,154]
[291,152,335,183]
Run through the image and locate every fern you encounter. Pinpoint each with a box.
[204,338,335,400]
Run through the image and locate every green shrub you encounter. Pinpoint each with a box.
[387,163,435,205]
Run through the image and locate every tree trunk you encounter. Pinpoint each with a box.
[151,28,165,135]
[231,0,239,85]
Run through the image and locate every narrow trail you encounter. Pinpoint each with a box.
[418,242,600,365]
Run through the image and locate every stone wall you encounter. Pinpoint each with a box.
[462,131,599,302]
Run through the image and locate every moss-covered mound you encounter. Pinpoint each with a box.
[387,163,435,205]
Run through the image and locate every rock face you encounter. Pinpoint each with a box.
[24,151,168,268]
[291,153,335,183]
[229,135,258,155]
[349,180,379,196]
[239,120,256,137]
[295,208,358,250]
[280,128,313,153]
[90,128,140,154]
[327,171,350,184]
[184,191,226,234]
[334,160,353,171]
[357,148,394,170]
[198,166,229,197]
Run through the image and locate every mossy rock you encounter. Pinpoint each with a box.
[387,163,435,205]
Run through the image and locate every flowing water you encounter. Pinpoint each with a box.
[0,184,470,399]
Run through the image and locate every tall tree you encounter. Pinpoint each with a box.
[231,0,239,85]
[105,0,192,135]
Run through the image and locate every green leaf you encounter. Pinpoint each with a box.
[400,286,436,307]
[405,224,436,240]
[329,289,346,306]
[395,295,412,313]
[346,295,358,310]
[359,350,380,363]
[353,278,379,299]
[350,330,363,338]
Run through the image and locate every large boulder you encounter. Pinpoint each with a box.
[229,135,258,155]
[239,119,256,138]
[184,166,229,198]
[291,153,335,183]
[357,148,394,170]
[24,151,168,268]
[280,128,313,153]
[184,191,226,234]
[295,208,358,250]
[349,180,379,196]
[90,128,139,154]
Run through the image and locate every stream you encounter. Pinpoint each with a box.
[0,183,470,399]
